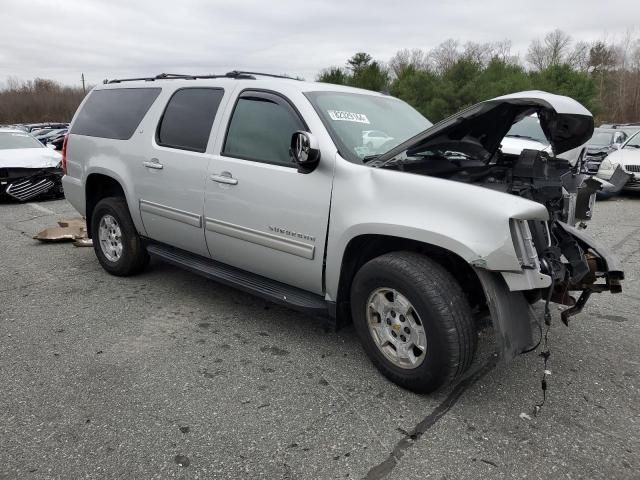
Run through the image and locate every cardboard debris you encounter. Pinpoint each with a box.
[57,218,87,229]
[73,238,93,247]
[34,217,88,243]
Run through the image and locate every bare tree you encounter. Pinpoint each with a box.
[526,29,573,70]
[567,41,590,71]
[429,39,460,73]
[388,48,428,78]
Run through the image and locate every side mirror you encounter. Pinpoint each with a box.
[290,131,320,174]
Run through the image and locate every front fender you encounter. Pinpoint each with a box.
[325,158,549,300]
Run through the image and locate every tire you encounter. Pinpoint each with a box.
[91,196,149,276]
[350,251,477,393]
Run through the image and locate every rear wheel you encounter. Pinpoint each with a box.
[91,197,148,276]
[350,251,477,393]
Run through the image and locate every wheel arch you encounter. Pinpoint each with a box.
[333,234,486,325]
[85,173,127,238]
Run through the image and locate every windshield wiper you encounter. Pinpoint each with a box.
[505,134,540,142]
[363,155,380,163]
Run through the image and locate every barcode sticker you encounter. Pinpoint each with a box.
[327,110,370,124]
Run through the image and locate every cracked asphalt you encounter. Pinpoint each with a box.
[1,196,639,479]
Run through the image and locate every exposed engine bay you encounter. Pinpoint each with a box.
[382,147,624,322]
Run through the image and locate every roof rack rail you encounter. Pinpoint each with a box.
[225,70,300,80]
[104,70,300,84]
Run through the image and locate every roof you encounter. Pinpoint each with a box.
[97,72,385,97]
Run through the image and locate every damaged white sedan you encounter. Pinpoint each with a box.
[0,128,64,202]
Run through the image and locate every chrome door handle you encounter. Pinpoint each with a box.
[143,158,163,170]
[210,171,238,185]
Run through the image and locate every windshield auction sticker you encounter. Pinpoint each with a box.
[327,110,370,124]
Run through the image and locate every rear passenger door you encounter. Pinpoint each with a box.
[137,87,228,257]
[203,90,334,295]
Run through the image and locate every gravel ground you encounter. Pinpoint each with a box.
[0,196,638,479]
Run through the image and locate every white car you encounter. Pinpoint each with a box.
[0,128,63,201]
[597,130,640,192]
[362,130,394,150]
[500,115,549,155]
[501,114,586,166]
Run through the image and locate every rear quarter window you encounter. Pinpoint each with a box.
[71,88,161,140]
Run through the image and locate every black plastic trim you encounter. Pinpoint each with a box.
[146,242,329,316]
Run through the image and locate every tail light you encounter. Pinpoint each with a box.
[61,134,69,174]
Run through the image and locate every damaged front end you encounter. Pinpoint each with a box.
[471,150,624,360]
[371,91,624,360]
[0,167,64,202]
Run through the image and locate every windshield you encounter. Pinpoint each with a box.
[505,115,548,144]
[305,91,431,162]
[624,131,640,149]
[588,130,614,146]
[0,132,44,150]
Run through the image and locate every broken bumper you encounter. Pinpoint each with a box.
[0,167,63,201]
[475,224,623,361]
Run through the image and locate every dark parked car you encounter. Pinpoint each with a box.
[34,129,67,144]
[48,133,67,150]
[584,128,629,173]
[599,122,640,137]
[24,123,69,133]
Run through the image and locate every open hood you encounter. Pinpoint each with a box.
[372,91,593,166]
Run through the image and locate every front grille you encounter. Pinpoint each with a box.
[6,177,55,201]
[625,164,640,173]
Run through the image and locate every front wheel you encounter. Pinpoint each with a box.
[350,251,477,393]
[91,197,149,276]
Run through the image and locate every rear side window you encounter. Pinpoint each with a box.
[71,88,161,140]
[157,88,224,152]
[223,92,305,166]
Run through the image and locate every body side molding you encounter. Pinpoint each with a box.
[139,199,202,228]
[205,217,315,260]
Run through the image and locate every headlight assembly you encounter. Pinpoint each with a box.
[599,158,613,171]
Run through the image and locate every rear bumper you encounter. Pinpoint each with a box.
[61,175,85,215]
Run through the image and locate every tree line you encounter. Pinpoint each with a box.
[0,78,88,124]
[318,30,640,124]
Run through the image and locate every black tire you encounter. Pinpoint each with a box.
[350,251,477,393]
[91,197,149,276]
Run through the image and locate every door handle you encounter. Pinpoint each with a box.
[210,171,238,185]
[143,158,163,170]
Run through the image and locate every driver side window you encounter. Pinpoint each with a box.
[223,92,305,167]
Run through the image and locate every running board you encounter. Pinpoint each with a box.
[146,244,329,315]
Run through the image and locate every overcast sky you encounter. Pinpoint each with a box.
[1,0,638,88]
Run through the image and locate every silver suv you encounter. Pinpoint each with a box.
[62,72,623,392]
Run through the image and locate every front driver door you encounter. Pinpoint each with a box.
[203,90,334,294]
